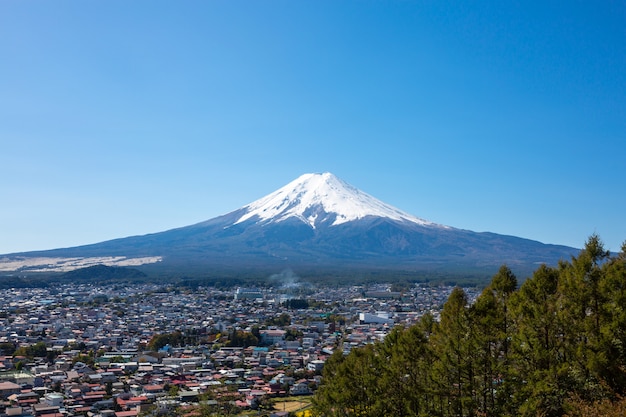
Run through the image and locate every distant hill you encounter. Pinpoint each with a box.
[60,264,147,282]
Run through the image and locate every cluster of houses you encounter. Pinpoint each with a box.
[0,282,479,416]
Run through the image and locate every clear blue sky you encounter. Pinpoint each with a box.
[1,1,625,254]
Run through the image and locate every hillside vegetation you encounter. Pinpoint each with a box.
[313,234,626,417]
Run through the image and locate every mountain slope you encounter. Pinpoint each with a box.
[233,172,440,228]
[2,172,579,279]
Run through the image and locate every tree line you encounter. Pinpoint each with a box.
[312,235,626,416]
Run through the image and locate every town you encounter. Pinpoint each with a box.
[0,282,480,417]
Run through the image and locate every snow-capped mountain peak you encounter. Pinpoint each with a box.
[234,172,443,229]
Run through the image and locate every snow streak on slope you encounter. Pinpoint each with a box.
[234,172,446,229]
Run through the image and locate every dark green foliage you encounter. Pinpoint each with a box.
[147,331,183,351]
[284,328,303,342]
[14,341,48,359]
[0,342,16,355]
[225,330,258,348]
[2,260,498,289]
[0,275,49,288]
[312,235,626,417]
[509,263,565,415]
[312,346,384,416]
[283,298,309,309]
[61,264,147,282]
[266,313,291,327]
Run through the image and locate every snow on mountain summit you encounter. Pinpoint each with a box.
[234,172,443,229]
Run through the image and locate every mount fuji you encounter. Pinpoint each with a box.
[2,172,579,280]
